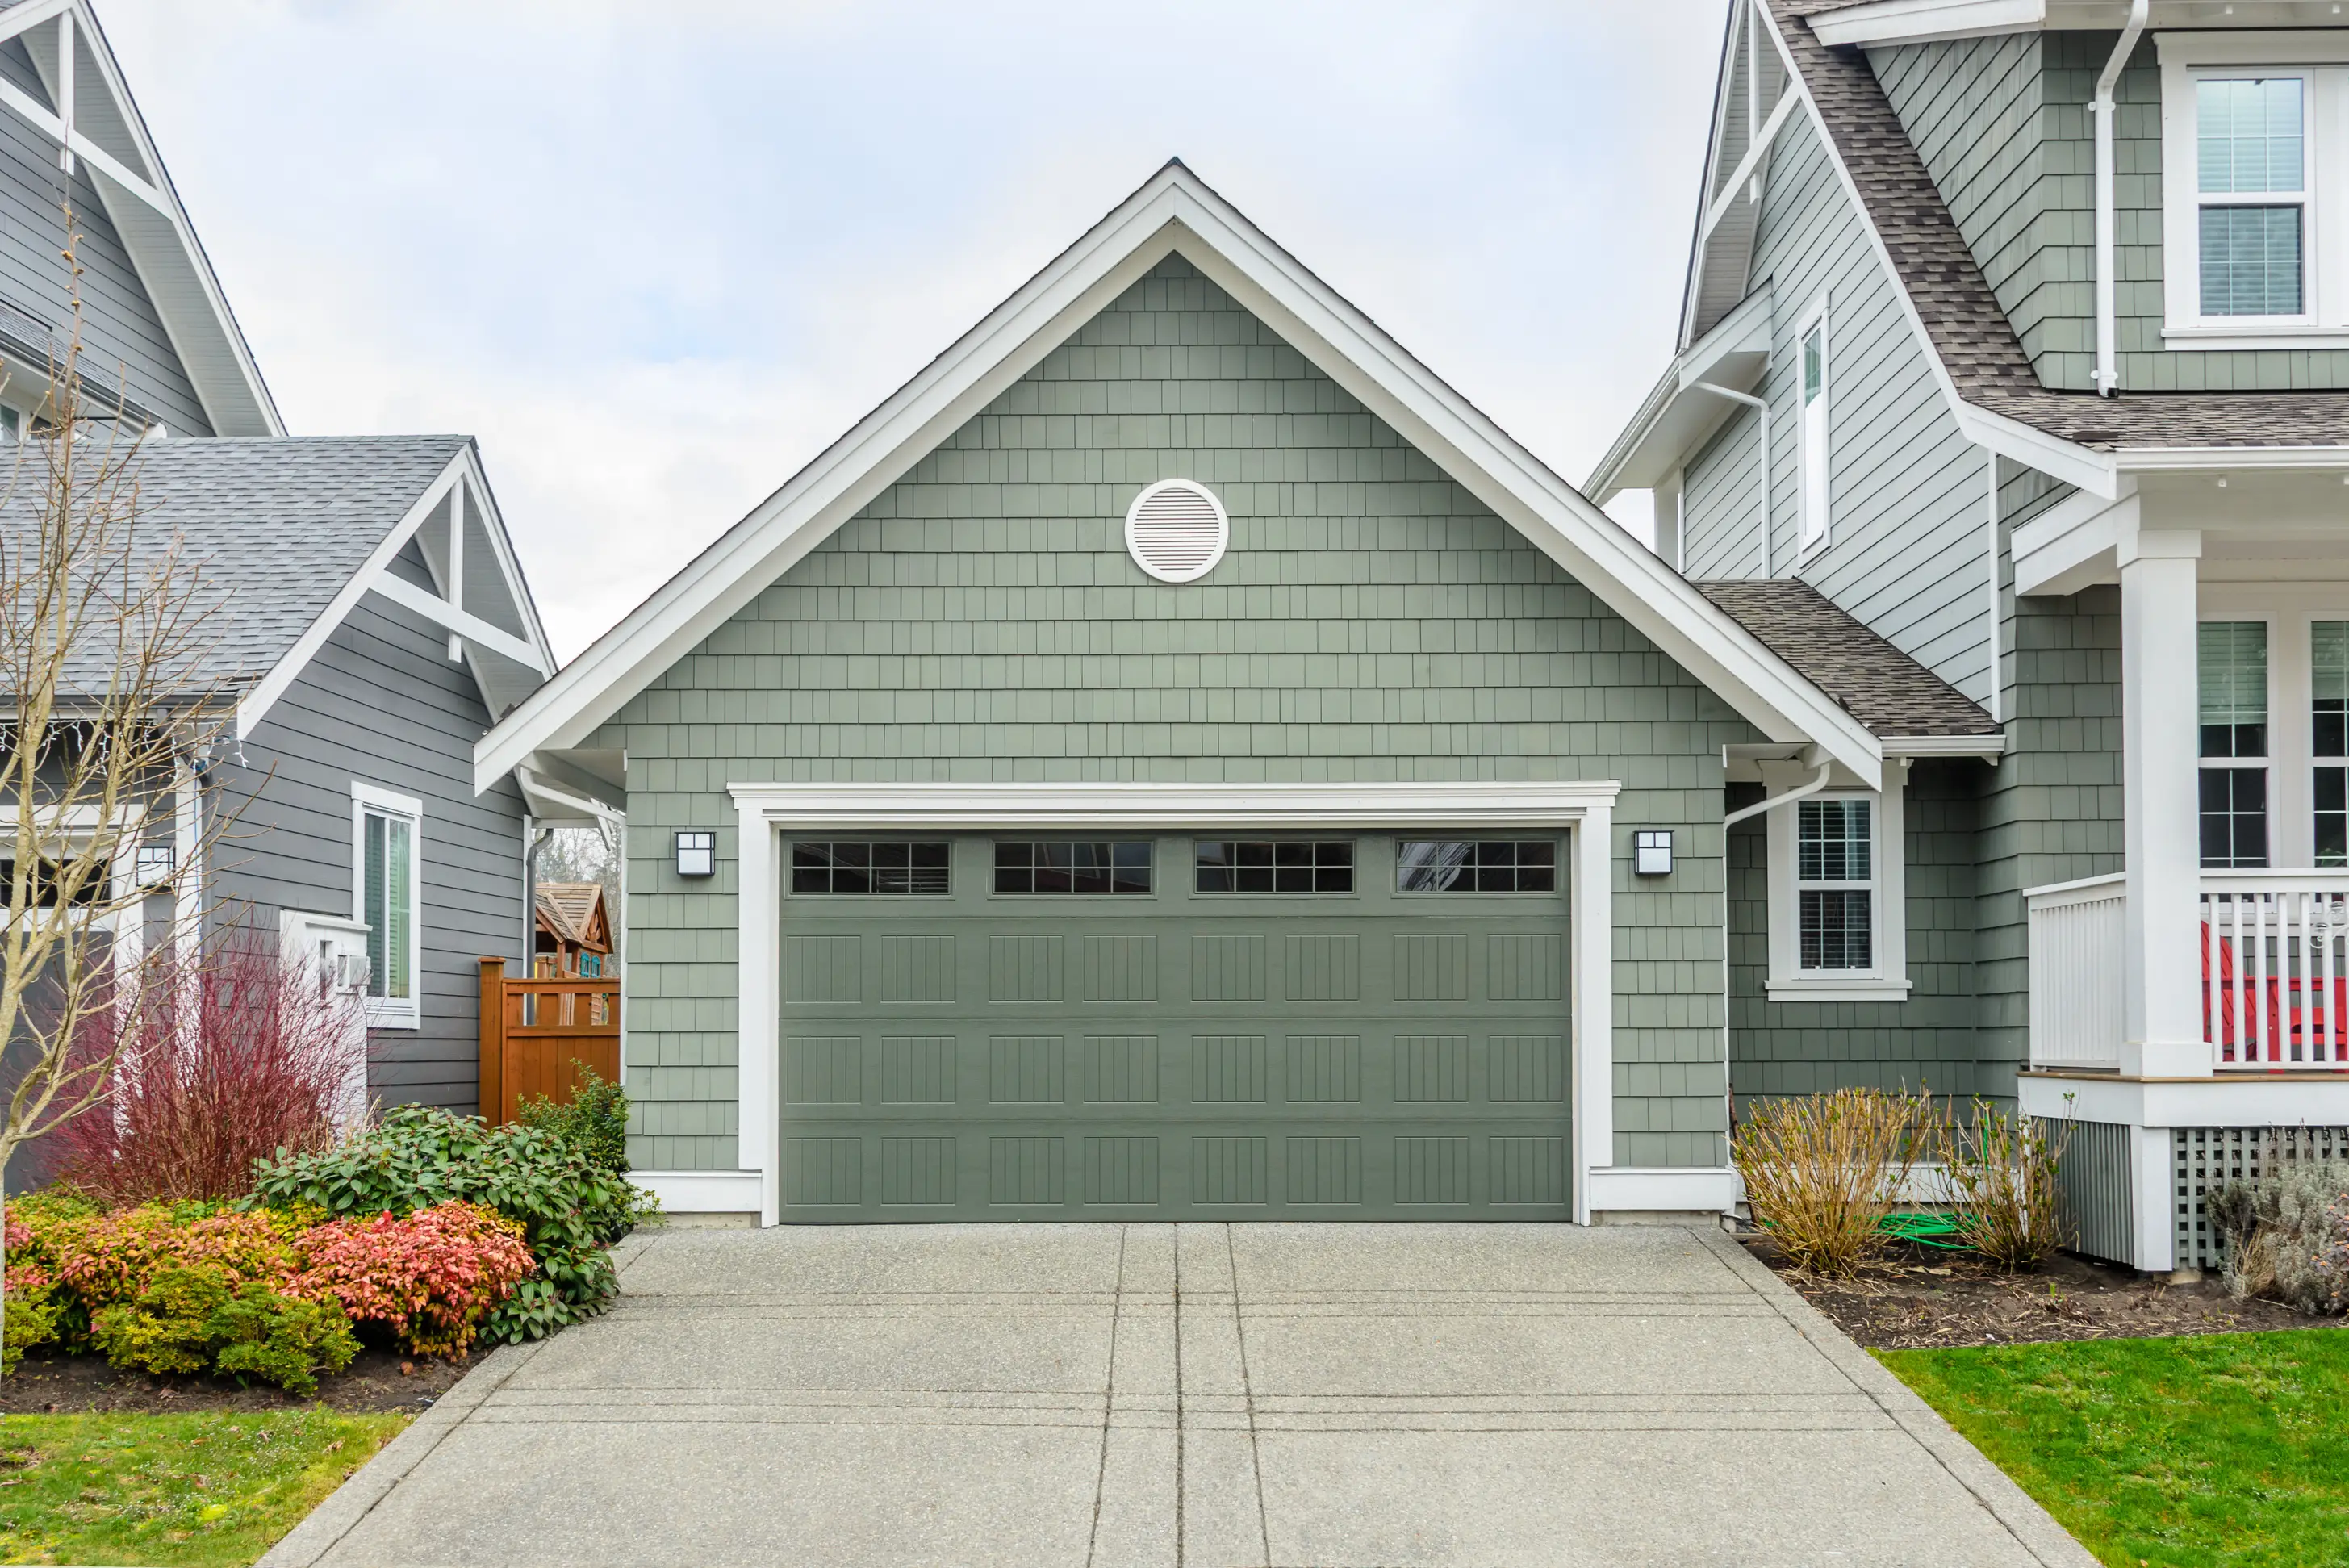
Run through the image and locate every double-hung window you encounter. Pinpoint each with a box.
[1764,777,1909,1001]
[352,784,422,1029]
[2159,36,2349,344]
[2199,621,2271,868]
[1798,308,1829,554]
[2316,622,2349,866]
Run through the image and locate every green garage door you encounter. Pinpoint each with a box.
[776,833,1570,1221]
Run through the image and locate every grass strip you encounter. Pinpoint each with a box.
[1880,1328,2349,1568]
[0,1407,407,1566]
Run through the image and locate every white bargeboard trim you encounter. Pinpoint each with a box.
[727,780,1619,1227]
[479,161,1883,795]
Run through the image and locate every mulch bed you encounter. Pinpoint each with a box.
[1742,1234,2345,1351]
[0,1343,470,1415]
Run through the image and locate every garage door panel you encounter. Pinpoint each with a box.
[776,834,1572,1221]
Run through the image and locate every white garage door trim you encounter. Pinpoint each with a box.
[727,780,1620,1227]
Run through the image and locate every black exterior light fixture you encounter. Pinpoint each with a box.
[675,830,717,878]
[1633,830,1674,876]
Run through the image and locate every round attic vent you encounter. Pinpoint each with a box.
[1124,479,1228,583]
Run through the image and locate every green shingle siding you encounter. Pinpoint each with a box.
[1876,32,2349,394]
[602,255,1757,1173]
[1727,762,1983,1110]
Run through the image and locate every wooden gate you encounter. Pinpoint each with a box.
[477,958,621,1126]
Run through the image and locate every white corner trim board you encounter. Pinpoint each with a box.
[477,162,1883,795]
[726,780,1619,1227]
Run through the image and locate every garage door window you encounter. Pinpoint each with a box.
[791,842,951,893]
[1195,840,1353,893]
[994,841,1152,893]
[1397,840,1557,893]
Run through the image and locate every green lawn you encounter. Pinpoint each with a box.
[1881,1330,2349,1568]
[0,1409,408,1567]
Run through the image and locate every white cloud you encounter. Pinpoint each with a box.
[92,0,1722,656]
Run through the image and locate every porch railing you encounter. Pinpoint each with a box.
[2202,872,2349,1071]
[2026,874,2126,1070]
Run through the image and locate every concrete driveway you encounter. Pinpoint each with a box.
[263,1223,2095,1568]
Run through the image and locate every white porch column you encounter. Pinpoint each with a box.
[2120,528,2208,1078]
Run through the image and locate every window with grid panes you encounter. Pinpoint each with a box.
[1194,841,1353,893]
[1795,798,1873,971]
[2196,77,2307,318]
[2201,621,2270,868]
[2318,623,2349,867]
[993,842,1152,893]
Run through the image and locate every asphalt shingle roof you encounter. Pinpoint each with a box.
[1697,579,2001,738]
[0,435,469,693]
[1767,0,2349,450]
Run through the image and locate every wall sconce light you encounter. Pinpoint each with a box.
[674,830,716,878]
[1633,830,1674,876]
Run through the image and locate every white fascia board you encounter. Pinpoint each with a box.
[235,457,466,738]
[1808,0,2046,48]
[517,765,623,826]
[2116,444,2349,475]
[1589,287,1773,500]
[727,780,1623,830]
[2,3,282,437]
[1882,734,2007,758]
[1679,3,1752,349]
[483,163,1885,793]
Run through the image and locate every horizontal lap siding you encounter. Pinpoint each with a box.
[602,255,1759,1173]
[0,41,211,434]
[211,545,525,1110]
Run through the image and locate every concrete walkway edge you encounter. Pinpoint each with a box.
[257,1336,551,1568]
[1694,1227,2101,1568]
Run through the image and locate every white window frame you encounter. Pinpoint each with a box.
[1797,299,1830,557]
[2160,33,2349,348]
[351,781,423,1031]
[1766,771,1909,1002]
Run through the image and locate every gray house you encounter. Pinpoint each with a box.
[0,2,561,1135]
[482,161,2007,1227]
[1592,0,2349,1273]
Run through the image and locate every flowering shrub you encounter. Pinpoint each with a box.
[295,1202,534,1357]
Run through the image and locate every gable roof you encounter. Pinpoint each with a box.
[535,882,610,953]
[1769,0,2349,455]
[1695,579,2000,739]
[1,435,554,734]
[0,0,282,436]
[479,161,1890,792]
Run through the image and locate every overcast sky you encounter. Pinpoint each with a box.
[98,1,1724,659]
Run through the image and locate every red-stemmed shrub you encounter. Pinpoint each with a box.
[52,933,368,1203]
[294,1201,534,1357]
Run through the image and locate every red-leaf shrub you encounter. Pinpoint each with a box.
[35,1203,303,1311]
[52,933,368,1203]
[294,1202,534,1357]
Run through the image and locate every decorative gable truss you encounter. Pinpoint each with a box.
[237,444,554,742]
[0,0,280,437]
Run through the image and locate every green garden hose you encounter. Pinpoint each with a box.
[1877,1210,1972,1251]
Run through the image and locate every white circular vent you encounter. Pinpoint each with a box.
[1124,479,1228,583]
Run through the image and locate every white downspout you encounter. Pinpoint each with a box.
[1690,383,1772,578]
[2093,0,2150,397]
[1724,759,1833,830]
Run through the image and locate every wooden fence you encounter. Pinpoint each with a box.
[477,957,621,1126]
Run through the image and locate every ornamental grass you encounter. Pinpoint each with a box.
[1732,1087,1929,1275]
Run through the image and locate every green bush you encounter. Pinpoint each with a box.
[89,1265,356,1394]
[2,1281,62,1375]
[516,1066,630,1173]
[249,1106,650,1343]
